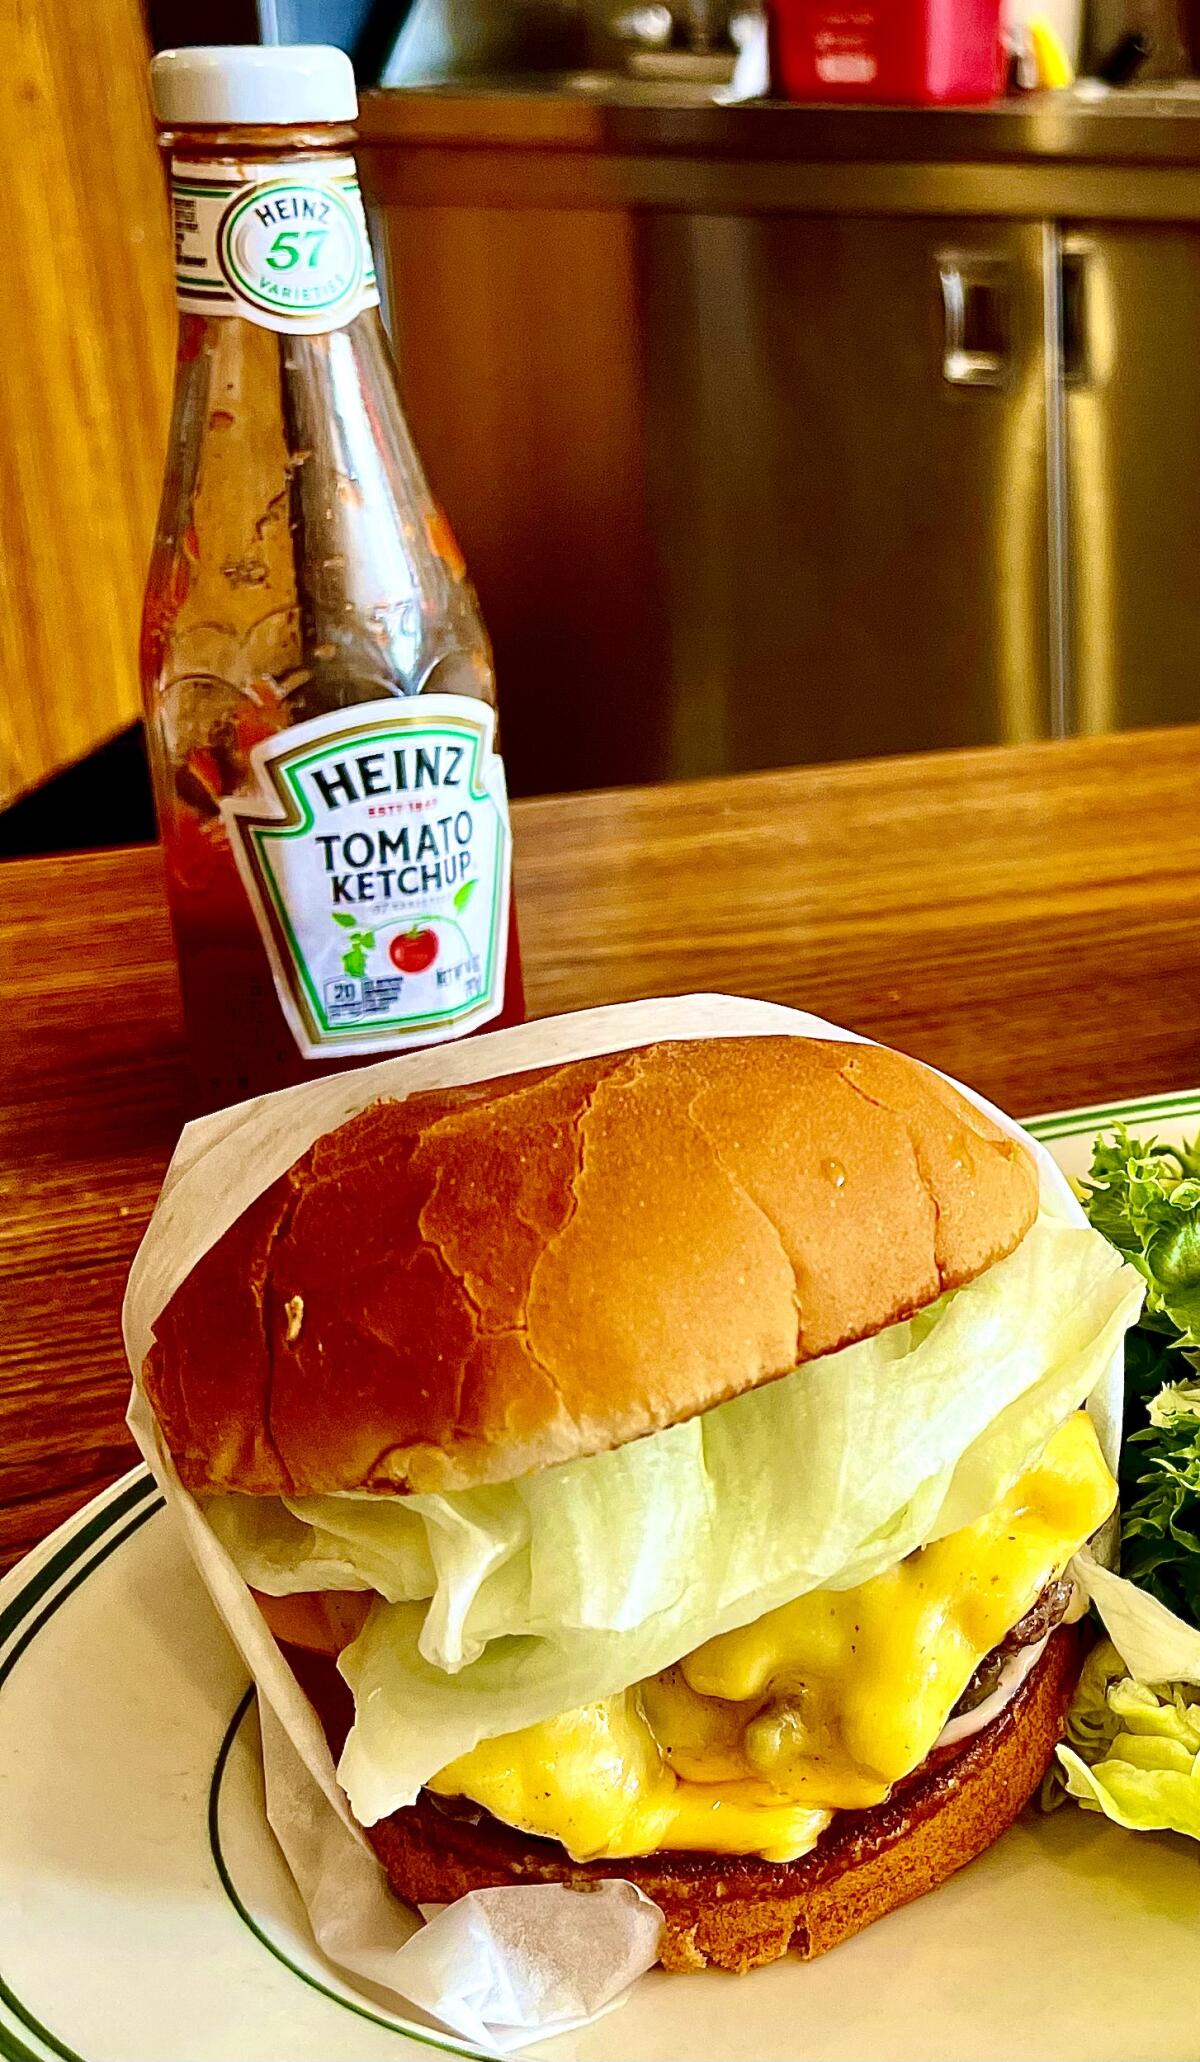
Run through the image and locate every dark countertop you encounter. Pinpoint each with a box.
[357,81,1200,168]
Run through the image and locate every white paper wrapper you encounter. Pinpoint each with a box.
[123,993,1125,2050]
[257,1693,664,2053]
[1072,1556,1200,1685]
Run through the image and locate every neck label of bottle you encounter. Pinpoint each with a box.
[220,695,512,1057]
[171,157,380,334]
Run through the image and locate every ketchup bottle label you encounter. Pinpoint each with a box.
[171,157,379,335]
[220,695,513,1057]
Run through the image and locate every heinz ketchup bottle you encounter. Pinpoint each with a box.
[142,46,524,1112]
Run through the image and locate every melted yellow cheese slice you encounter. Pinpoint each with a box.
[430,1413,1115,1863]
[430,1691,832,1863]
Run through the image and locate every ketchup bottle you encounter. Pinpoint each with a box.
[142,45,524,1112]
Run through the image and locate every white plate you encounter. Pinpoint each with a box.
[6,1090,1200,2062]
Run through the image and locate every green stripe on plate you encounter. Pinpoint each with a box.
[0,1475,156,1653]
[1027,1087,1200,1142]
[0,2009,58,2062]
[0,1501,161,1694]
[0,1973,79,2062]
[208,1696,492,2060]
[0,1477,481,2062]
[0,1477,164,2062]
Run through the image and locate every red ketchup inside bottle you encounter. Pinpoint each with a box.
[143,66,525,1114]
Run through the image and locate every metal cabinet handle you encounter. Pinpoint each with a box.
[1061,244,1091,387]
[938,254,1011,388]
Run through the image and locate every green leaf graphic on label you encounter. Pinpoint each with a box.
[338,922,378,979]
[454,877,478,912]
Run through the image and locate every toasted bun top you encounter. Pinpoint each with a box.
[143,1036,1038,1498]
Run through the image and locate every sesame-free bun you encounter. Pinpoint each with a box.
[143,1036,1038,1498]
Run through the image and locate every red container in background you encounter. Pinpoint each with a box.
[768,0,1005,103]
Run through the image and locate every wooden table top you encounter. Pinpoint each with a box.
[6,725,1200,1576]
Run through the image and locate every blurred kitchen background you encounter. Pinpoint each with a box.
[8,0,1200,850]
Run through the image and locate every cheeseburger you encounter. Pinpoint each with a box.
[143,1037,1143,1972]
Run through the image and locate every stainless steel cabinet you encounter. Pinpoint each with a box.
[375,161,1200,793]
[1064,225,1200,737]
[638,215,1059,777]
[384,206,1056,792]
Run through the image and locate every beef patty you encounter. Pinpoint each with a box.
[951,1575,1074,1718]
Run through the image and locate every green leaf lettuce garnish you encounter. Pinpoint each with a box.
[1082,1123,1200,1346]
[1058,1639,1200,1841]
[1081,1127,1200,1624]
[1056,1125,1200,1838]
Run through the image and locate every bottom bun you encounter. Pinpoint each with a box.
[285,1624,1082,1975]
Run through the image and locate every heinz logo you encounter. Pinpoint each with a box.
[311,741,466,812]
[254,193,332,228]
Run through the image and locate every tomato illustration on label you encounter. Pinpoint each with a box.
[390,928,439,975]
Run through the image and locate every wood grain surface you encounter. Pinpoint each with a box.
[0,0,174,803]
[5,726,1200,1573]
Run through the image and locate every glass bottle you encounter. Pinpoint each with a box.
[143,45,524,1112]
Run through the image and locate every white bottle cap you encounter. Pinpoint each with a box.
[150,45,358,126]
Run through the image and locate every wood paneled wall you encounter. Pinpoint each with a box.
[0,0,176,807]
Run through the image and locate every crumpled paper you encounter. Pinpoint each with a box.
[257,1694,664,2053]
[123,992,1121,2050]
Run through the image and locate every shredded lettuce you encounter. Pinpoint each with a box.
[322,1216,1138,1823]
[1083,1124,1200,1348]
[1048,1124,1200,1842]
[1057,1639,1200,1840]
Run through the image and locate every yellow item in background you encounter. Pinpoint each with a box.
[1028,13,1077,84]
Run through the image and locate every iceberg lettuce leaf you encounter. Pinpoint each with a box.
[325,1217,1140,1822]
